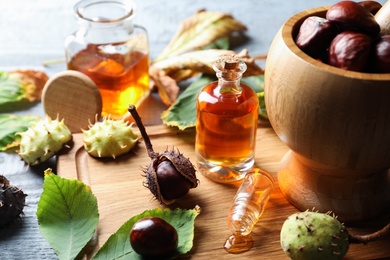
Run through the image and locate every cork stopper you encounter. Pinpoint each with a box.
[222,55,239,70]
[213,54,247,81]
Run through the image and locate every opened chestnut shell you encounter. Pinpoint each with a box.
[0,175,27,227]
[128,105,199,205]
[144,148,198,205]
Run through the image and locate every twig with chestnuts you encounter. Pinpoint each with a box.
[128,105,199,205]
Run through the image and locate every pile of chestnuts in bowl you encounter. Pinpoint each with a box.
[295,0,389,73]
[264,0,390,222]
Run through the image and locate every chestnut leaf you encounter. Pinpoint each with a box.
[92,206,201,259]
[150,48,264,107]
[152,49,264,83]
[154,10,247,62]
[161,75,214,130]
[161,74,266,130]
[0,70,48,111]
[36,169,99,260]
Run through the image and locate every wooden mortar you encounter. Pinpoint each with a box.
[264,6,390,222]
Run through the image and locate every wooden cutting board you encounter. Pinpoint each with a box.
[57,123,390,259]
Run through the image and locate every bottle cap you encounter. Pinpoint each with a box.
[222,55,239,70]
[214,54,247,80]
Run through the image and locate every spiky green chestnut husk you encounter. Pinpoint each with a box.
[0,175,27,227]
[280,211,349,260]
[17,116,72,165]
[83,118,138,158]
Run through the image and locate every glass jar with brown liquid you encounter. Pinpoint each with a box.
[195,55,259,183]
[65,0,150,119]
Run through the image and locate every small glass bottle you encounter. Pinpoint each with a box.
[195,55,259,183]
[224,168,274,254]
[65,0,150,119]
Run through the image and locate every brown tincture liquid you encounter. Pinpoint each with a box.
[224,234,254,254]
[196,81,258,164]
[224,169,274,254]
[196,56,258,183]
[67,43,150,118]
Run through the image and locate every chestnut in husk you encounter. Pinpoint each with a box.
[156,160,193,201]
[130,217,178,257]
[128,105,198,205]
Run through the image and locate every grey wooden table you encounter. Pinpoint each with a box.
[1,0,387,259]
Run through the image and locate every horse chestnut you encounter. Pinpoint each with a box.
[328,31,372,72]
[372,35,390,73]
[156,160,193,201]
[128,105,198,205]
[295,16,338,58]
[130,217,178,257]
[357,0,382,15]
[326,1,380,36]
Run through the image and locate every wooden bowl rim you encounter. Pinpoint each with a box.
[281,6,390,81]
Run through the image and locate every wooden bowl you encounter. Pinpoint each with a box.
[264,6,390,222]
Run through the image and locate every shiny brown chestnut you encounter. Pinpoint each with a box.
[373,35,390,73]
[156,160,193,201]
[128,105,198,205]
[130,217,178,257]
[142,148,198,205]
[326,1,380,36]
[328,31,372,72]
[295,16,338,58]
[357,0,383,15]
[266,4,390,223]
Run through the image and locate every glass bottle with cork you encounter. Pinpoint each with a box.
[195,54,259,183]
[65,0,150,119]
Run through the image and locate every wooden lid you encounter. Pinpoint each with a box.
[42,70,102,133]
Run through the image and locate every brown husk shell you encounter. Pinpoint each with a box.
[160,149,198,189]
[143,148,198,205]
[0,175,27,227]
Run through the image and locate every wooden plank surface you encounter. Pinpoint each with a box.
[57,123,390,259]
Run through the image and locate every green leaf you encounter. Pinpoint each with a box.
[242,75,268,119]
[161,74,267,130]
[0,114,40,152]
[36,169,99,260]
[0,71,25,105]
[257,91,268,120]
[92,206,201,260]
[155,11,247,62]
[161,76,215,130]
[202,36,230,50]
[241,74,264,93]
[0,71,34,112]
[0,70,47,112]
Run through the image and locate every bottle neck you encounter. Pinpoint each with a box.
[74,0,135,29]
[73,0,136,44]
[217,76,242,94]
[213,55,246,94]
